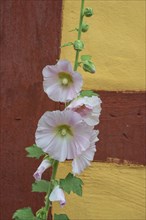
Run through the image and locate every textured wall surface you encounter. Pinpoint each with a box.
[95,91,146,164]
[61,0,145,91]
[54,162,145,220]
[55,1,146,219]
[0,1,62,219]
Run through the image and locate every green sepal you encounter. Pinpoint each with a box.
[54,214,70,220]
[61,42,73,48]
[69,28,78,32]
[60,173,83,196]
[80,55,92,61]
[36,207,46,219]
[44,155,54,164]
[32,180,50,193]
[25,144,45,159]
[82,60,95,73]
[81,23,89,32]
[12,207,35,220]
[80,90,98,97]
[84,8,93,17]
[74,40,84,51]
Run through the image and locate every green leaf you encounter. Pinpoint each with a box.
[80,55,92,61]
[54,214,70,220]
[32,180,50,193]
[60,173,83,196]
[61,42,73,48]
[12,207,35,220]
[80,90,98,97]
[25,144,45,159]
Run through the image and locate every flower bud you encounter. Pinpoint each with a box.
[33,159,52,180]
[74,40,84,51]
[81,23,89,32]
[83,60,95,73]
[84,8,93,17]
[49,185,66,207]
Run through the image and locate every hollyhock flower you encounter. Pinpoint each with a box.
[67,95,102,126]
[42,60,83,102]
[72,130,99,175]
[35,110,93,162]
[33,159,51,181]
[49,185,66,207]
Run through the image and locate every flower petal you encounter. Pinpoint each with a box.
[57,60,73,73]
[67,96,102,126]
[42,60,83,102]
[72,130,99,175]
[35,110,93,162]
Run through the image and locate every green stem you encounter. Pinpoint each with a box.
[45,160,59,220]
[74,0,85,71]
[43,1,85,219]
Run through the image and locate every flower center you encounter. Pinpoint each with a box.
[58,72,73,87]
[57,124,73,137]
[61,128,67,136]
[62,78,68,85]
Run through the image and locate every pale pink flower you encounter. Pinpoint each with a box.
[72,130,99,175]
[67,96,102,126]
[33,159,51,181]
[35,110,93,162]
[49,185,66,207]
[42,60,83,102]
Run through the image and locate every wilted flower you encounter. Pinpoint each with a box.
[35,110,93,162]
[72,130,99,175]
[42,60,83,102]
[49,185,66,207]
[67,95,102,126]
[33,159,51,181]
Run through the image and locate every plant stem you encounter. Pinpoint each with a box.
[44,1,85,219]
[45,160,59,220]
[74,0,85,71]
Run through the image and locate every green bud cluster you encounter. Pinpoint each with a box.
[61,4,95,74]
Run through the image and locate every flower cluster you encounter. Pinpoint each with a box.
[34,60,101,206]
[12,3,101,220]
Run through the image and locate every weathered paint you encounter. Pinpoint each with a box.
[61,0,145,91]
[95,91,146,164]
[0,1,62,219]
[53,162,146,220]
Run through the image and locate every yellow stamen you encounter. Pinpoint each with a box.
[62,78,68,85]
[61,128,67,136]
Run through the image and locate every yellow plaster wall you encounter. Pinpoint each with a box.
[53,162,146,220]
[61,0,145,91]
